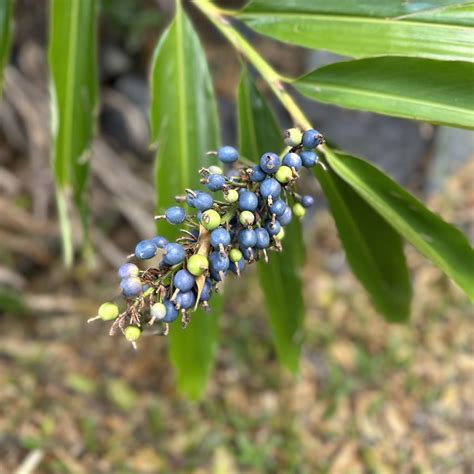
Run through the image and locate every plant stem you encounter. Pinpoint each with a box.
[193,0,312,131]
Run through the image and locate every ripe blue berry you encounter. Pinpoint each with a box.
[229,258,245,274]
[259,152,280,174]
[152,235,168,248]
[210,228,231,249]
[240,246,255,261]
[302,129,324,148]
[173,269,195,292]
[134,240,157,260]
[165,206,186,224]
[217,146,239,163]
[175,291,196,310]
[282,152,302,171]
[300,151,318,168]
[249,165,266,182]
[255,227,270,249]
[265,220,282,236]
[118,263,139,279]
[277,206,292,226]
[260,178,281,200]
[238,191,259,211]
[162,243,185,266]
[120,277,143,297]
[194,192,214,211]
[238,228,257,248]
[163,299,179,323]
[186,192,197,208]
[207,174,226,191]
[269,199,286,216]
[200,278,212,301]
[301,195,314,208]
[209,251,229,272]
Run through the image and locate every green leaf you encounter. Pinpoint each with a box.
[314,159,411,322]
[48,0,98,265]
[239,1,474,62]
[149,5,220,399]
[294,57,474,130]
[326,151,474,300]
[0,0,13,94]
[237,67,305,372]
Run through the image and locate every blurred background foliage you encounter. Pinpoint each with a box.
[0,0,473,472]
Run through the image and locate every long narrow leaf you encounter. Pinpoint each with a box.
[238,67,305,373]
[149,5,221,399]
[326,151,474,300]
[239,0,474,62]
[0,0,13,94]
[48,0,98,265]
[295,58,474,130]
[314,160,411,322]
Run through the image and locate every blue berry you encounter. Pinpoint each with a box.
[259,152,280,174]
[165,206,186,224]
[209,251,229,272]
[269,199,286,216]
[240,246,255,261]
[163,299,179,323]
[210,268,227,282]
[163,243,185,265]
[175,291,196,310]
[218,146,239,163]
[277,206,292,226]
[118,263,139,279]
[134,240,157,260]
[265,220,282,236]
[120,277,142,297]
[282,152,302,171]
[260,178,281,200]
[302,129,324,149]
[301,195,314,208]
[238,229,257,248]
[207,173,226,191]
[173,269,195,292]
[200,278,212,301]
[255,227,270,249]
[238,191,259,211]
[300,151,318,168]
[186,192,197,208]
[249,165,266,182]
[229,258,245,273]
[210,228,231,249]
[194,192,214,211]
[152,235,168,248]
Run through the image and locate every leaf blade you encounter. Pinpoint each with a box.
[0,0,13,94]
[237,67,305,372]
[326,152,474,300]
[149,7,220,399]
[239,1,474,61]
[294,57,474,130]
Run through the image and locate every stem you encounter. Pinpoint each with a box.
[194,0,312,130]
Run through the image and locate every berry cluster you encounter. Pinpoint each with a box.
[89,128,324,348]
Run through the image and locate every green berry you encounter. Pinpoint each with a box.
[229,248,243,262]
[200,209,221,230]
[224,189,238,203]
[208,165,223,175]
[275,227,285,240]
[187,254,209,276]
[239,210,255,226]
[98,302,119,321]
[124,326,141,342]
[284,128,302,147]
[275,166,293,184]
[293,203,306,218]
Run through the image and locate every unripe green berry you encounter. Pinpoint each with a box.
[229,248,243,262]
[275,166,293,184]
[208,166,223,175]
[293,203,306,218]
[187,254,209,276]
[124,325,141,342]
[239,210,255,226]
[150,302,166,321]
[98,302,119,321]
[275,227,285,240]
[284,128,303,146]
[201,209,221,230]
[224,189,238,203]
